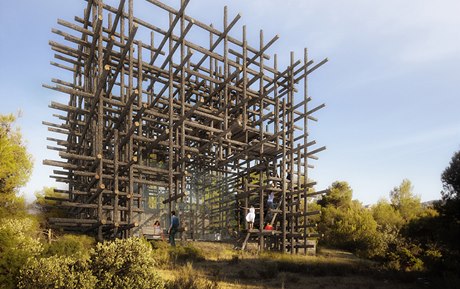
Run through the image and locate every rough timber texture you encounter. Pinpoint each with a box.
[44,0,328,254]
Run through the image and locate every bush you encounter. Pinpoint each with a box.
[90,237,163,289]
[385,242,424,272]
[320,202,384,258]
[17,237,164,289]
[43,234,95,258]
[169,243,205,265]
[17,255,96,289]
[422,245,443,271]
[165,263,219,289]
[0,217,43,289]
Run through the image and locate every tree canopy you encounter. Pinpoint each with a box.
[389,179,422,222]
[441,150,460,201]
[317,181,353,208]
[318,181,383,257]
[0,114,33,194]
[0,114,33,217]
[437,149,460,252]
[372,198,404,230]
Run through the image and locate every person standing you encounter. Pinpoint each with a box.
[168,211,179,246]
[267,192,275,209]
[246,206,255,230]
[266,192,276,222]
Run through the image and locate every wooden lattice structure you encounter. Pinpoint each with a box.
[43,0,328,254]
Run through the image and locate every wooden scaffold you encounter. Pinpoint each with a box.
[43,0,328,254]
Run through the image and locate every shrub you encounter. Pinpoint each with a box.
[90,237,163,289]
[421,245,443,272]
[17,255,96,289]
[43,234,95,258]
[169,243,205,265]
[320,202,384,258]
[385,242,424,272]
[0,217,43,289]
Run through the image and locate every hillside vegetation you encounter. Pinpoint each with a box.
[1,113,459,288]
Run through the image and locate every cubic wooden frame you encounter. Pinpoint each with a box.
[44,0,328,254]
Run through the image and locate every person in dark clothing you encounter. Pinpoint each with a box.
[168,210,180,246]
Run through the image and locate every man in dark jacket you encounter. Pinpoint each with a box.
[168,210,179,246]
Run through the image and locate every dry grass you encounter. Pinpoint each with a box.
[154,241,426,289]
[191,242,237,260]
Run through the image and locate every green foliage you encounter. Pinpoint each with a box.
[389,179,422,222]
[441,149,460,201]
[384,150,460,276]
[317,178,452,272]
[0,217,43,289]
[438,149,460,253]
[169,243,206,265]
[0,114,33,218]
[320,201,383,258]
[318,181,352,208]
[0,192,27,219]
[402,203,459,274]
[370,199,403,256]
[34,187,69,223]
[16,237,164,289]
[43,234,95,258]
[90,237,164,289]
[17,255,96,289]
[385,241,424,272]
[165,263,219,289]
[372,198,404,230]
[0,113,33,194]
[422,244,443,270]
[318,182,383,258]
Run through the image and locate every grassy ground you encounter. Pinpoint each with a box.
[154,241,429,289]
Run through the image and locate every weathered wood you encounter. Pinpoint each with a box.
[43,0,327,250]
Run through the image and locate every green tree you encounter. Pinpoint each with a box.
[318,181,383,258]
[442,150,460,200]
[0,193,27,219]
[437,149,460,255]
[390,179,422,222]
[371,198,404,255]
[0,113,33,217]
[317,181,352,208]
[0,114,33,193]
[440,149,460,222]
[372,198,404,230]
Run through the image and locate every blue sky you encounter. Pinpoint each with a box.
[1,0,459,204]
